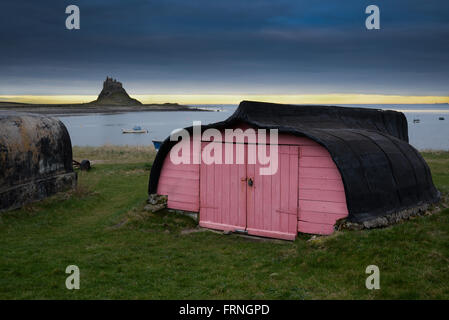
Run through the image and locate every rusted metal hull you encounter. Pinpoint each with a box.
[0,111,77,212]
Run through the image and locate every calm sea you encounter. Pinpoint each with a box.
[57,104,449,150]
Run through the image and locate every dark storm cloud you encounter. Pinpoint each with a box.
[0,0,448,95]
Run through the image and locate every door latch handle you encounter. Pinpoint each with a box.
[248,178,253,187]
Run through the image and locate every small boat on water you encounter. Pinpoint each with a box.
[439,117,445,120]
[122,126,148,134]
[152,140,163,151]
[413,118,420,123]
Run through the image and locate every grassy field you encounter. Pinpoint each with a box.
[0,147,448,299]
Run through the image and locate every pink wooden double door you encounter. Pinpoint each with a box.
[199,142,299,240]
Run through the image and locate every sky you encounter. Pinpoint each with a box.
[0,0,448,103]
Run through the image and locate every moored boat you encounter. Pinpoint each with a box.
[122,126,148,134]
[152,140,163,151]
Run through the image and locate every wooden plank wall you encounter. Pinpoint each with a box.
[156,131,349,236]
[246,145,299,240]
[157,138,200,212]
[294,137,349,235]
[199,142,247,231]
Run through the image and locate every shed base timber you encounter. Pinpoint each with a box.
[0,172,77,212]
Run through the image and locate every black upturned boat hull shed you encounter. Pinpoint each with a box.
[149,101,440,225]
[0,111,77,212]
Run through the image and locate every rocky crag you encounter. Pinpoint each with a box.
[90,77,142,106]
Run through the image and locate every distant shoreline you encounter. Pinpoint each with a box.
[0,101,211,115]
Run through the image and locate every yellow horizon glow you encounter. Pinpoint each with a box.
[1,94,449,105]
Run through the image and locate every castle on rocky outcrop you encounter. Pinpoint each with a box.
[90,77,142,106]
[103,77,123,91]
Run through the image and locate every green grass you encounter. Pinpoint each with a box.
[72,145,156,163]
[0,148,448,299]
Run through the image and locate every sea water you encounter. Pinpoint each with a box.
[58,104,449,150]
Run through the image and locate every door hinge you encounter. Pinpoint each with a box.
[276,208,299,216]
